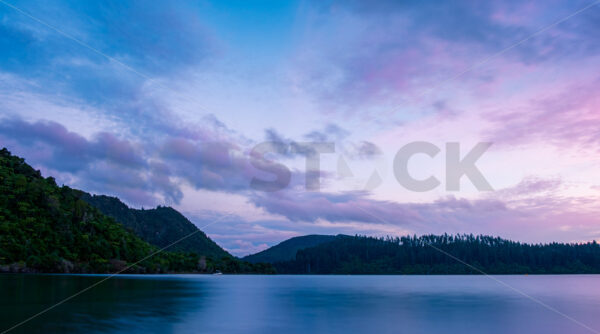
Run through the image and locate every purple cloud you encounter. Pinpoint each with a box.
[485,78,600,150]
[249,190,507,227]
[0,118,141,171]
[493,176,562,198]
[290,0,600,111]
[0,117,179,206]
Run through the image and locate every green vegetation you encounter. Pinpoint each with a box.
[273,234,600,274]
[0,148,273,274]
[77,193,230,258]
[243,234,337,263]
[4,146,599,276]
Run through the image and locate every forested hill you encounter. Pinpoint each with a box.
[0,148,199,273]
[0,148,274,274]
[243,235,338,263]
[273,234,600,274]
[76,193,230,259]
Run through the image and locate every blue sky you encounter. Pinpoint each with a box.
[2,0,600,255]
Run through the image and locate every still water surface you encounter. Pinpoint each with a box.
[1,274,599,333]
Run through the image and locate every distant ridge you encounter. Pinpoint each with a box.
[243,234,340,263]
[272,234,600,274]
[77,193,231,259]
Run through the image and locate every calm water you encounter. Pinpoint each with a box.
[1,274,600,334]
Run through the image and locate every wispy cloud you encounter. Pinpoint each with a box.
[1,0,600,252]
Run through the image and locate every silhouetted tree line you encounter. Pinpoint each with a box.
[274,234,600,274]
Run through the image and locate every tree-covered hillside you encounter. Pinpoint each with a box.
[243,234,338,263]
[0,148,274,274]
[273,234,600,274]
[77,193,230,259]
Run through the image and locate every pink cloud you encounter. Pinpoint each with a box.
[484,78,600,150]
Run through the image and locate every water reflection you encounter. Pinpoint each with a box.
[2,275,600,334]
[0,274,209,334]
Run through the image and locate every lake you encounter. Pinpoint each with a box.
[1,274,599,333]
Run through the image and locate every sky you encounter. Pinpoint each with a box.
[1,0,600,256]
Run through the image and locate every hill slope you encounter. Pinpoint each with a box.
[77,193,230,259]
[0,148,274,274]
[243,235,339,263]
[0,148,199,273]
[274,234,600,274]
